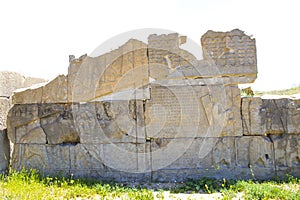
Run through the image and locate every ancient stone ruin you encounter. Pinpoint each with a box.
[0,72,46,173]
[1,29,299,181]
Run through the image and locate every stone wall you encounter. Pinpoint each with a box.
[0,72,46,173]
[5,30,300,181]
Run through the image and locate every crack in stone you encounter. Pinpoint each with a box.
[39,118,48,144]
[266,134,277,176]
[273,99,287,134]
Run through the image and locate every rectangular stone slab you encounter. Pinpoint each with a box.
[145,85,242,138]
[151,136,275,181]
[242,97,300,135]
[271,134,300,178]
[74,101,146,144]
[11,144,70,175]
[201,29,257,84]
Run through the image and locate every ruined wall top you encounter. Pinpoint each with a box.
[0,71,46,97]
[201,29,257,81]
[12,29,257,104]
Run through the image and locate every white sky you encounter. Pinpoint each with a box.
[0,0,299,91]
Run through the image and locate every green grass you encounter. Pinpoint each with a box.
[0,169,153,199]
[172,176,300,200]
[255,86,300,96]
[1,170,300,199]
[222,178,300,200]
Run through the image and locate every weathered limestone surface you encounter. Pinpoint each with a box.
[68,40,149,103]
[152,136,274,181]
[0,129,10,173]
[12,75,67,104]
[73,100,146,144]
[7,101,146,145]
[5,29,300,182]
[12,29,257,104]
[242,97,300,135]
[271,134,300,177]
[145,85,242,138]
[148,33,196,81]
[0,72,46,173]
[7,103,79,144]
[201,29,257,84]
[0,97,10,130]
[0,71,46,97]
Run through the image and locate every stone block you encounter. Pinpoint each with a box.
[286,99,300,134]
[15,119,46,144]
[12,75,67,104]
[7,104,40,143]
[242,97,265,135]
[74,101,146,144]
[0,129,10,173]
[151,136,275,181]
[42,75,68,103]
[69,143,150,181]
[70,56,106,102]
[70,144,105,170]
[11,144,70,175]
[0,97,10,130]
[151,137,235,171]
[271,134,300,178]
[12,86,43,104]
[68,40,149,103]
[96,42,149,99]
[8,104,79,145]
[41,114,78,145]
[145,85,242,138]
[71,142,150,173]
[201,29,257,84]
[242,97,300,135]
[39,103,79,145]
[235,136,275,179]
[100,143,151,173]
[148,33,196,81]
[67,54,87,101]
